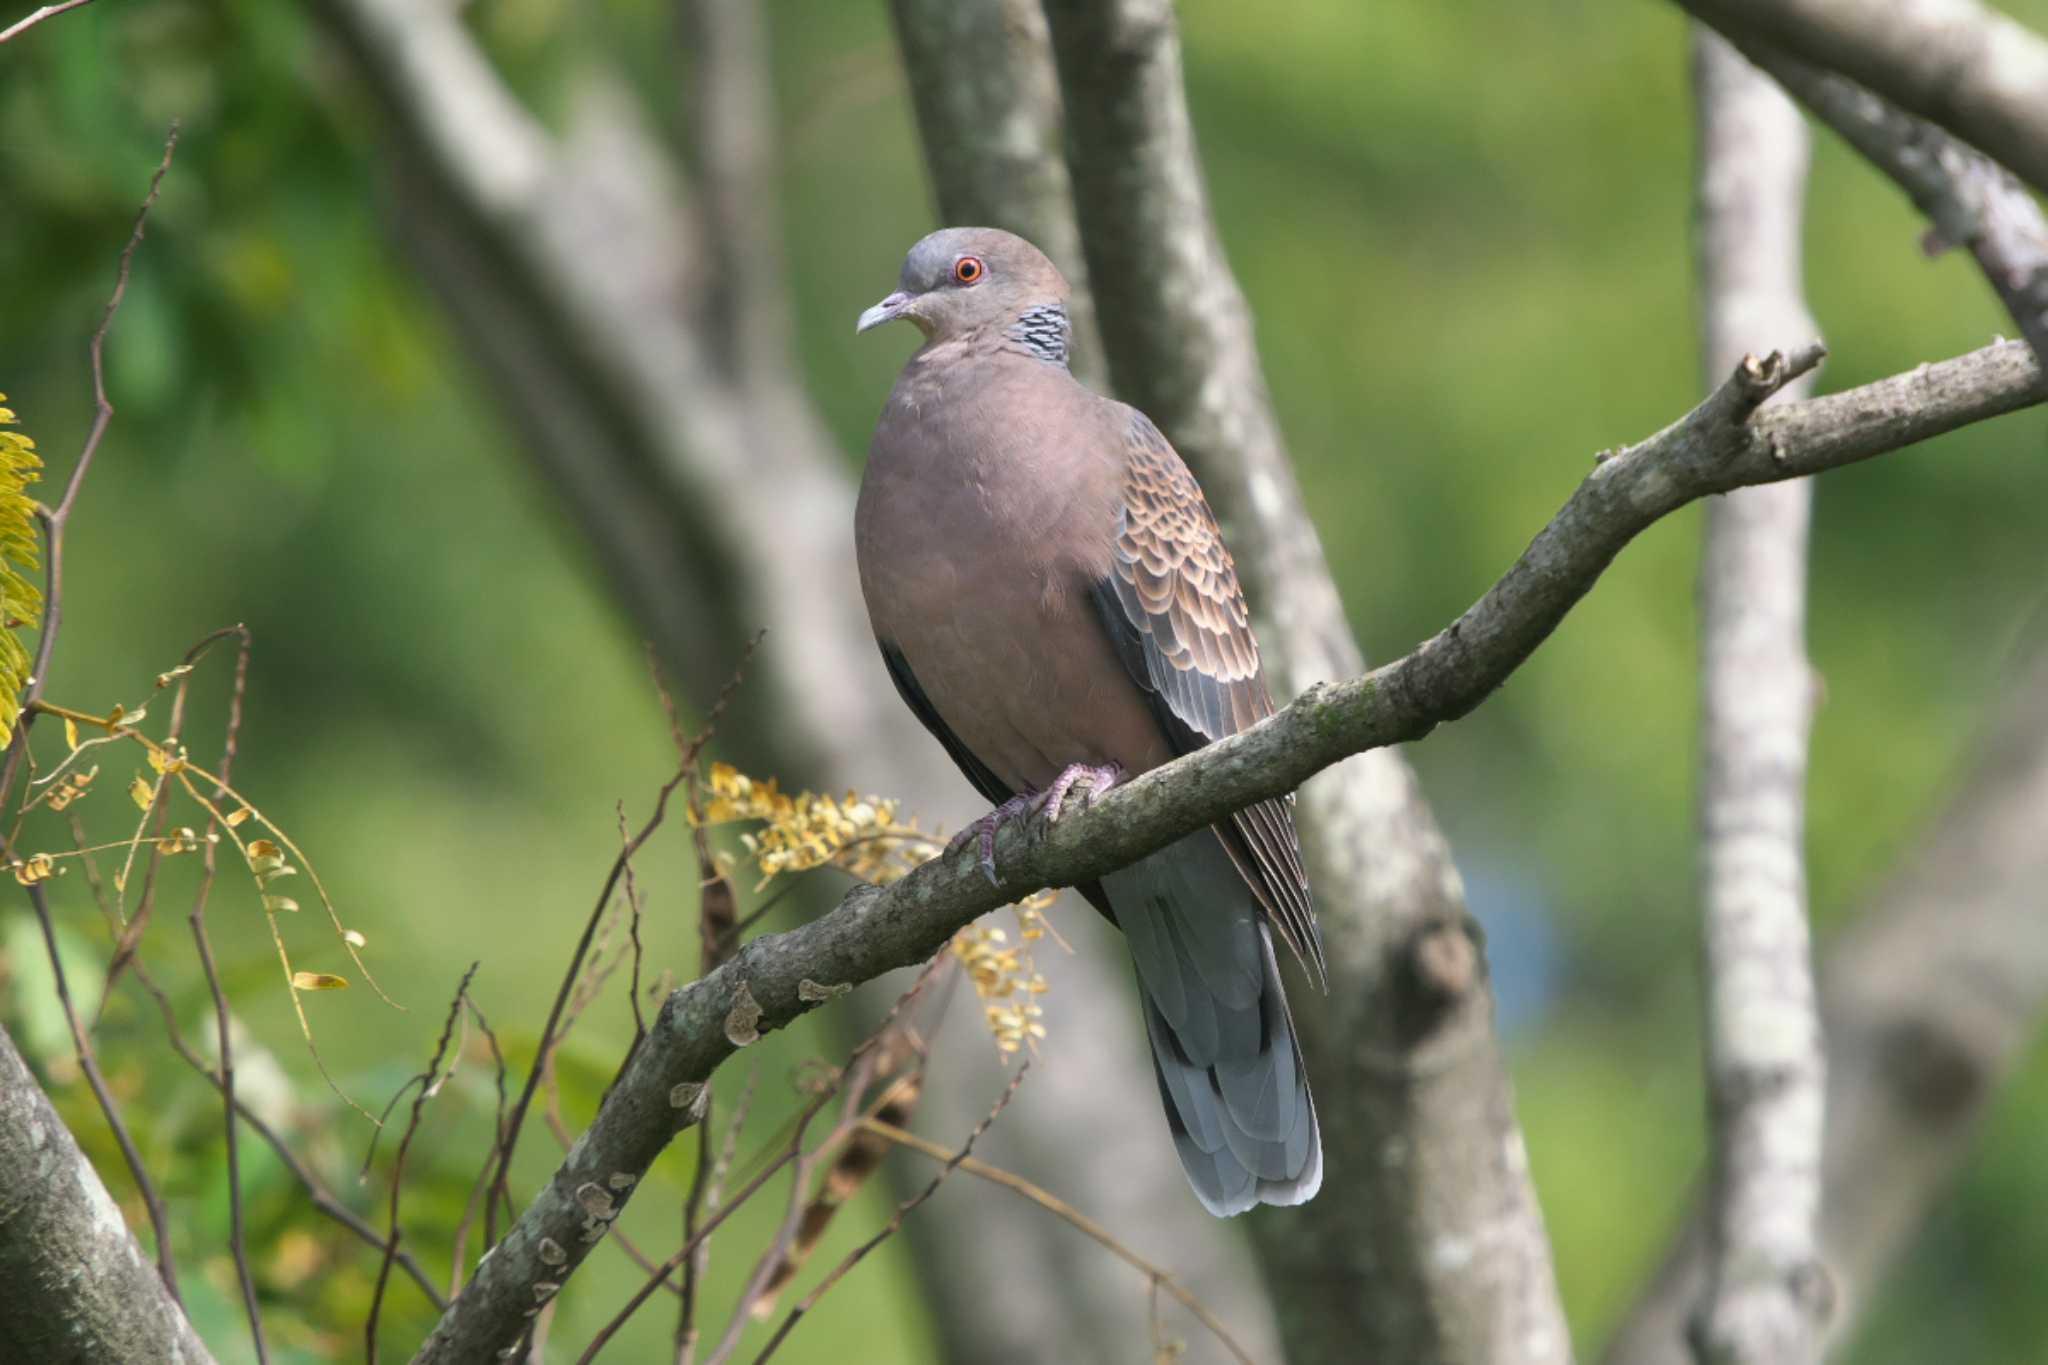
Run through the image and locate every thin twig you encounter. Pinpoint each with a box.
[577,961,945,1365]
[484,762,690,1244]
[448,994,514,1297]
[677,1063,757,1365]
[619,801,649,1046]
[98,622,248,1007]
[0,123,179,811]
[574,1064,866,1365]
[367,963,479,1365]
[0,0,98,45]
[751,1060,1029,1364]
[188,627,268,1361]
[696,1053,882,1365]
[485,636,764,1243]
[124,958,448,1310]
[23,880,181,1302]
[861,1117,1257,1365]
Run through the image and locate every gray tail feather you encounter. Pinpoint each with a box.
[1103,831,1322,1217]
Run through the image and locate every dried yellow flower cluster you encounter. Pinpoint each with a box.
[698,761,939,888]
[949,904,1056,1055]
[696,761,1064,1054]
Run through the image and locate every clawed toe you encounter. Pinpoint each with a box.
[946,792,1036,886]
[1036,761,1124,828]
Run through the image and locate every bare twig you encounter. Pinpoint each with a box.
[0,123,178,810]
[0,0,97,45]
[99,623,249,1006]
[750,1060,1028,1364]
[577,1060,874,1365]
[697,1056,885,1365]
[124,958,448,1311]
[412,335,2045,1365]
[745,1044,924,1320]
[483,761,690,1245]
[188,626,269,1363]
[618,802,650,1045]
[22,881,180,1303]
[1689,31,1830,1364]
[448,994,514,1297]
[677,1063,756,1365]
[573,961,945,1365]
[859,1116,1257,1365]
[368,963,479,1365]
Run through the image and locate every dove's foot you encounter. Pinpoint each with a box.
[946,792,1037,887]
[1036,761,1124,828]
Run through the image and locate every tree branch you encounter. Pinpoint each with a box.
[679,0,794,386]
[0,1021,215,1364]
[1604,640,2048,1363]
[1689,31,1830,1364]
[1672,0,2048,201]
[411,337,2044,1363]
[886,0,1103,382]
[0,0,97,45]
[1724,36,2048,371]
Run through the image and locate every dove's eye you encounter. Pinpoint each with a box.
[953,255,985,285]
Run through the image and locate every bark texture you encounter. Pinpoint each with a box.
[0,1022,215,1365]
[1690,30,1830,1365]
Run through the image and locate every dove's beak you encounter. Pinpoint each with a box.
[856,291,914,335]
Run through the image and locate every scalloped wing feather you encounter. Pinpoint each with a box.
[1097,412,1323,980]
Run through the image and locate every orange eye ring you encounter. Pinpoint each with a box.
[953,255,985,285]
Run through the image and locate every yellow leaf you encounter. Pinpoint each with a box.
[128,775,153,811]
[63,717,77,751]
[262,894,300,913]
[290,971,348,991]
[225,807,253,828]
[247,838,280,860]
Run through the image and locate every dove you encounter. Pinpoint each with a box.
[855,227,1320,1215]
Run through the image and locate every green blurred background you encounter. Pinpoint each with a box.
[3,0,2047,1360]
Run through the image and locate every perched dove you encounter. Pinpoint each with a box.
[855,228,1321,1215]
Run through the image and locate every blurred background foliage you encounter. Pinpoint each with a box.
[2,0,2046,1361]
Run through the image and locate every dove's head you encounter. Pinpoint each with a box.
[856,227,1070,346]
